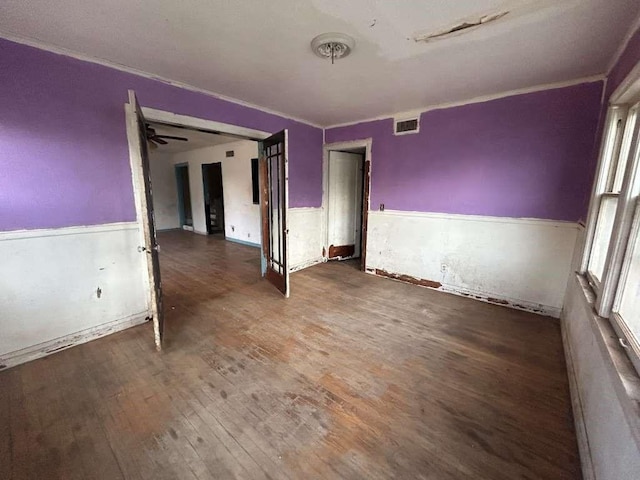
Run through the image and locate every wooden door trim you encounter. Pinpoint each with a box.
[125,92,163,350]
[261,130,289,297]
[321,139,372,271]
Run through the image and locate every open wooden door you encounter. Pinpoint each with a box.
[260,130,290,297]
[127,90,164,350]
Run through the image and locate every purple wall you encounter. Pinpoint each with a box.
[326,82,603,222]
[0,38,323,231]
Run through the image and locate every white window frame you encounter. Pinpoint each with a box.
[582,96,640,374]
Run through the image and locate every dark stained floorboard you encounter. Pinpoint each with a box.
[0,230,581,479]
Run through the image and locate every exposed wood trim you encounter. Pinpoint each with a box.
[328,244,355,259]
[368,268,561,317]
[0,313,149,371]
[374,269,442,289]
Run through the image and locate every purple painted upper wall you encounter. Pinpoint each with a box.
[0,38,322,231]
[607,24,640,100]
[326,82,603,222]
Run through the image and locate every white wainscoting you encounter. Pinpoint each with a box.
[366,210,580,317]
[288,207,324,272]
[0,222,150,368]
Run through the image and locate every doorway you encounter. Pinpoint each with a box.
[323,140,372,271]
[175,164,193,228]
[125,91,292,350]
[202,163,225,234]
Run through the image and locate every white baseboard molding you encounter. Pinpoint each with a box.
[367,268,560,318]
[290,256,325,273]
[560,312,596,480]
[0,312,150,371]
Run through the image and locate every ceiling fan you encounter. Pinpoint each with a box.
[146,124,188,148]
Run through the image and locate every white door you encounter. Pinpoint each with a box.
[327,151,363,259]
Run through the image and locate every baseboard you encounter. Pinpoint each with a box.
[290,256,324,273]
[226,237,260,248]
[0,312,150,370]
[560,312,596,480]
[367,268,560,317]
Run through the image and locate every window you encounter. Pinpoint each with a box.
[251,157,259,205]
[583,101,640,373]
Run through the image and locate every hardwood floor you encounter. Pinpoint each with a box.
[0,230,581,479]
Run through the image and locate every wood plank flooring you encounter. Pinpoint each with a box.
[0,230,581,479]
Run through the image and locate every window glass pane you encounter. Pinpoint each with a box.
[618,219,640,343]
[588,195,618,282]
[612,109,638,192]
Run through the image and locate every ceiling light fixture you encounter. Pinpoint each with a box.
[311,33,355,64]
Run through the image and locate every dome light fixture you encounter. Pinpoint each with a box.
[311,33,355,64]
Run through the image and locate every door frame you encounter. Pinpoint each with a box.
[125,105,272,322]
[322,139,372,271]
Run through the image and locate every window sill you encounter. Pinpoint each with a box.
[575,273,640,449]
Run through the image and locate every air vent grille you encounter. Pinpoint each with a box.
[226,150,234,157]
[394,118,419,135]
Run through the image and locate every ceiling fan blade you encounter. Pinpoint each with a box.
[156,135,188,142]
[153,137,169,145]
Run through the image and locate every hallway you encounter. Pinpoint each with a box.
[0,231,581,479]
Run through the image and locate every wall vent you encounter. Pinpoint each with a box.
[226,150,235,157]
[394,117,420,135]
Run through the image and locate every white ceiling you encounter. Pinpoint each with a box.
[2,0,639,126]
[148,123,239,154]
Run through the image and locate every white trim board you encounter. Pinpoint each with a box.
[369,209,580,229]
[142,107,271,140]
[0,31,324,129]
[0,221,138,241]
[0,313,149,370]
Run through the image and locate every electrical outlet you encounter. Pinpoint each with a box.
[440,264,447,273]
[379,203,385,211]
